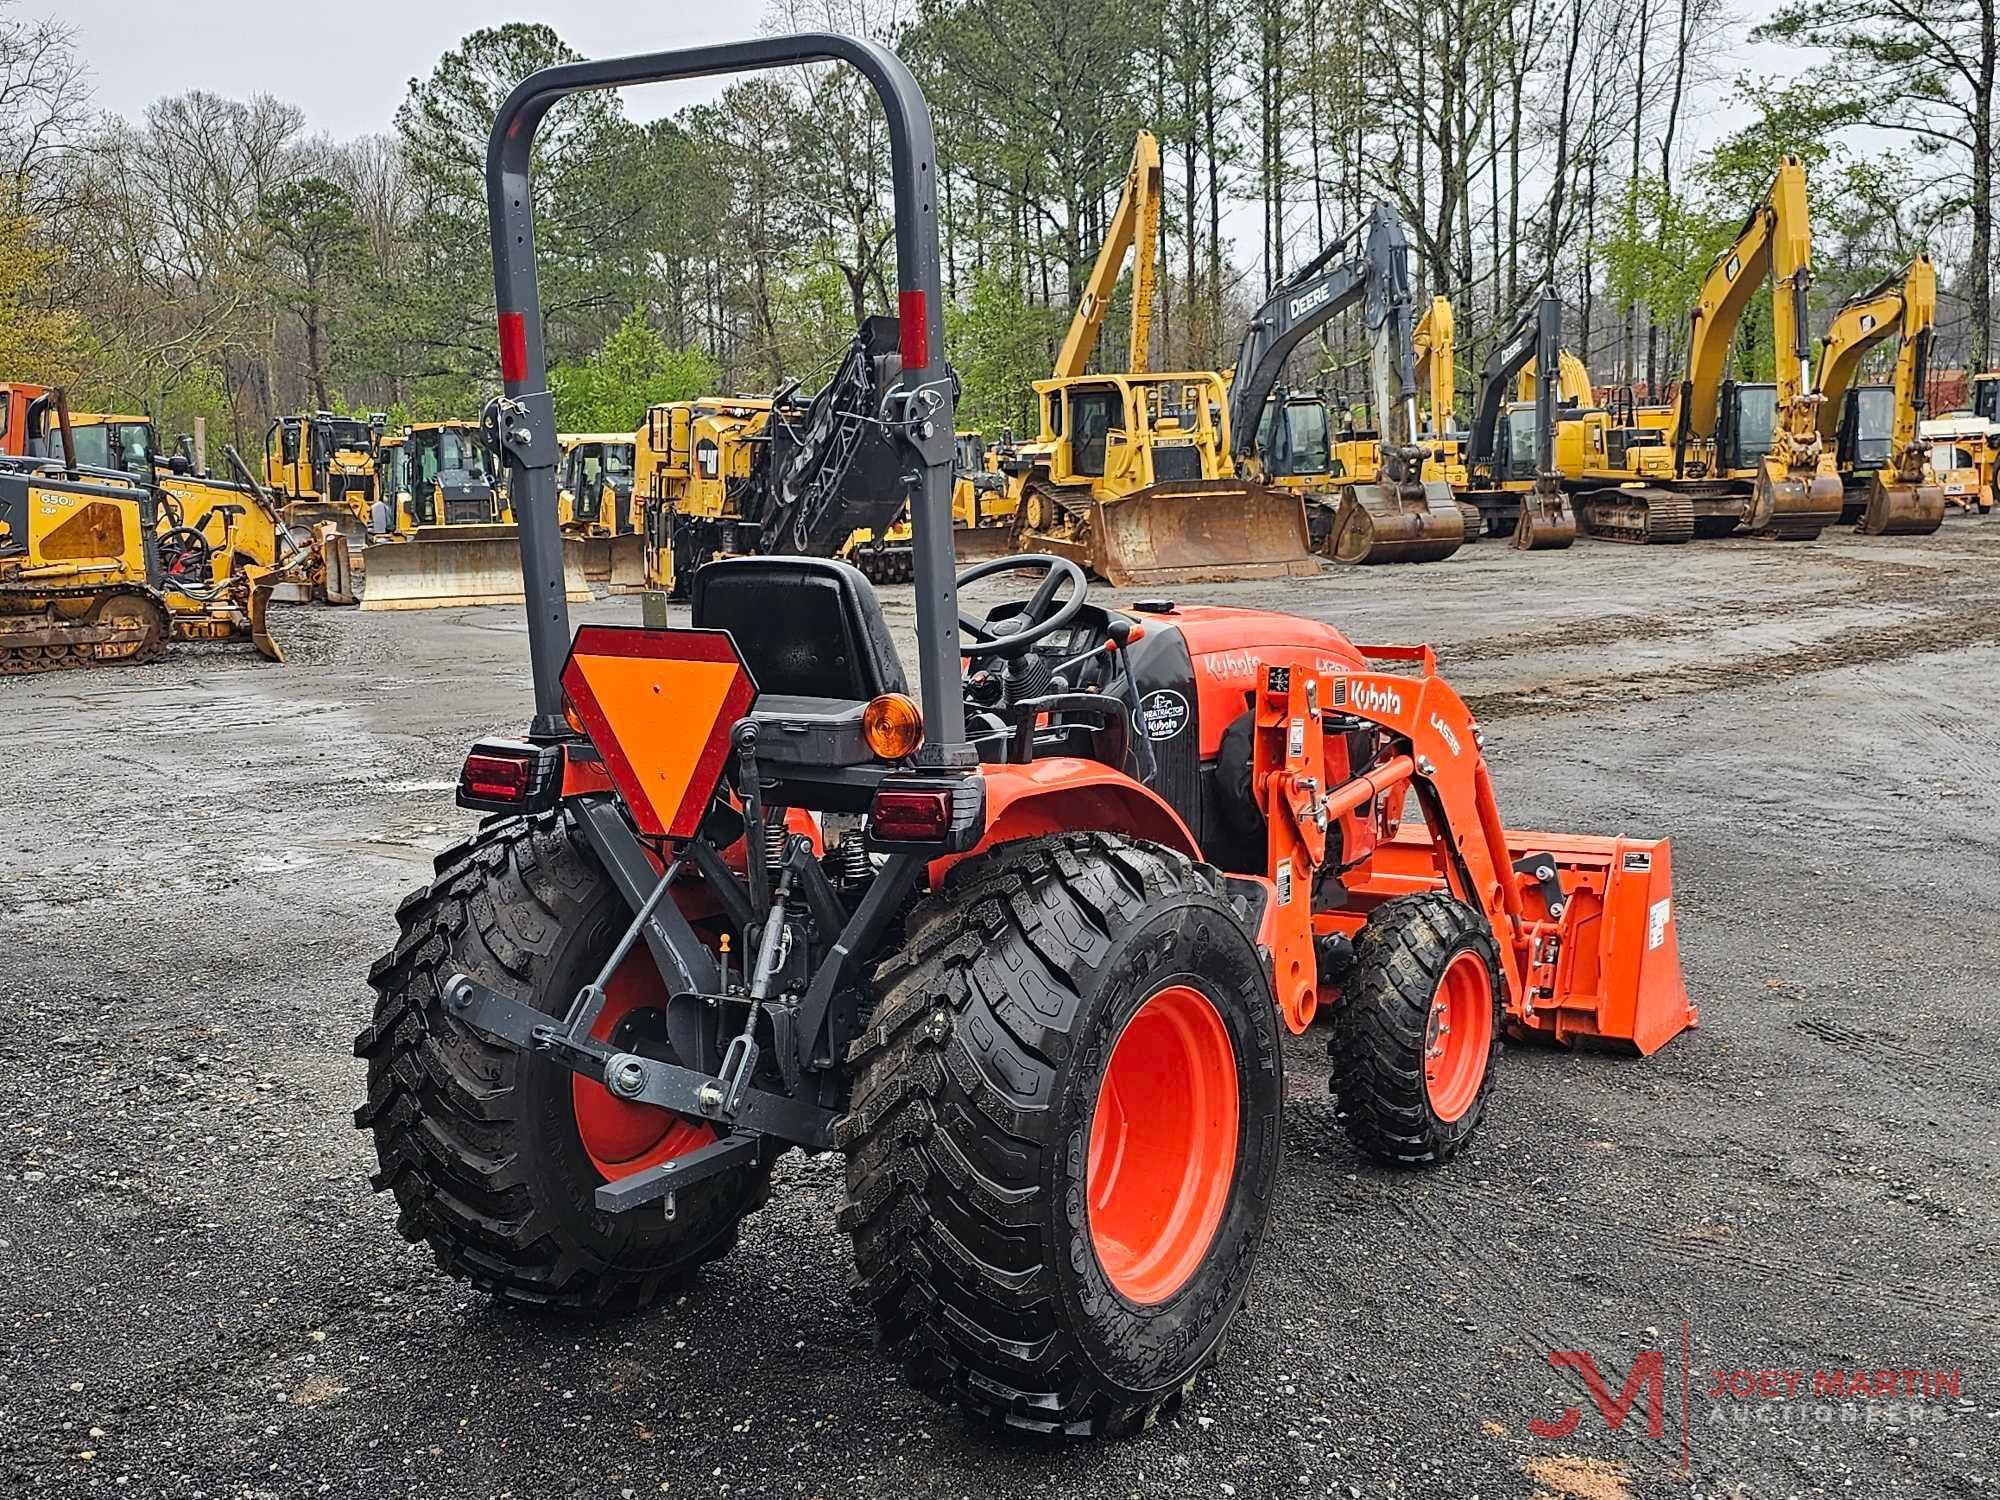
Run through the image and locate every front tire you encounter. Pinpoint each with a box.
[355,813,770,1313]
[839,832,1283,1438]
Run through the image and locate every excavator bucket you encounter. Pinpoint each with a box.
[1857,472,1945,536]
[1749,460,1844,540]
[1510,481,1577,551]
[1081,479,1318,587]
[359,525,593,611]
[1327,477,1466,564]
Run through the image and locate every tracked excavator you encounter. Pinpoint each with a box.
[1231,204,1465,564]
[1813,254,1945,535]
[1011,131,1318,583]
[1458,292,1579,548]
[1555,155,1842,542]
[1,392,282,671]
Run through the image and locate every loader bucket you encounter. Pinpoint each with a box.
[1749,460,1844,540]
[1510,482,1577,551]
[606,533,647,592]
[568,535,614,583]
[359,525,593,611]
[952,521,1021,563]
[1086,479,1318,587]
[1857,473,1945,536]
[1327,478,1466,564]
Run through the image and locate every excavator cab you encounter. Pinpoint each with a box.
[1837,386,1896,473]
[1715,381,1779,475]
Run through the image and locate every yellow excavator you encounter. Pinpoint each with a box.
[1228,202,1465,563]
[1011,131,1318,583]
[1813,254,1945,535]
[2,392,281,671]
[1457,291,1579,547]
[1555,155,1842,542]
[558,432,645,589]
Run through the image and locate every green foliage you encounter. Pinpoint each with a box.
[948,270,1066,438]
[550,309,718,432]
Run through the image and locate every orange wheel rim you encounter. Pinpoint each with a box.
[571,954,715,1180]
[1087,983,1240,1305]
[1424,951,1493,1123]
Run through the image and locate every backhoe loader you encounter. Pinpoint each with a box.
[559,432,645,589]
[1553,155,1842,542]
[356,31,1697,1445]
[1458,292,1579,548]
[2,393,281,670]
[1012,131,1318,582]
[1813,254,1945,535]
[265,411,382,544]
[1227,204,1465,564]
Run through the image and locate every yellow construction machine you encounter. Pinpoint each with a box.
[558,432,644,589]
[1458,291,1579,547]
[1011,131,1318,583]
[1813,254,1945,535]
[265,411,383,543]
[1228,203,1464,564]
[1,395,281,671]
[838,431,1020,583]
[1552,155,1841,541]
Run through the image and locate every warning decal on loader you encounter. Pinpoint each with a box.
[1648,897,1671,950]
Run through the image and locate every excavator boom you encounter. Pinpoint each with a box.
[1814,255,1943,535]
[1051,132,1162,380]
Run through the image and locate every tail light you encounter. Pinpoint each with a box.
[868,775,986,850]
[457,738,562,814]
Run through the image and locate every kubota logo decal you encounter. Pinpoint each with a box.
[1351,681,1402,716]
[1138,689,1188,741]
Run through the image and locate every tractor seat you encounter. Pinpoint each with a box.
[691,556,908,781]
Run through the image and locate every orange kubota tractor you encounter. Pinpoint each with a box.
[356,32,1697,1443]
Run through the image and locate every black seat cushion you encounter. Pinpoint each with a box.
[691,556,907,703]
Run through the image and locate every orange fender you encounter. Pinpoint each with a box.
[930,758,1201,885]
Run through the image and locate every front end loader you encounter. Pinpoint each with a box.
[355,31,1698,1444]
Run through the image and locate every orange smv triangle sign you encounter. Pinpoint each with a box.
[560,625,758,839]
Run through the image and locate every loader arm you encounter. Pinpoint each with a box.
[1051,131,1163,380]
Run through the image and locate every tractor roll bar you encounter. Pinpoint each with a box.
[484,33,968,762]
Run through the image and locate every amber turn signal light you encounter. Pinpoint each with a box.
[861,693,924,759]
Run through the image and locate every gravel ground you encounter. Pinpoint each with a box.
[2,523,1997,1500]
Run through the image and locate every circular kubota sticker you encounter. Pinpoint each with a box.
[1138,688,1189,741]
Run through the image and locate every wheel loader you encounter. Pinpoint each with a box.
[1226,206,1466,564]
[355,31,1699,1443]
[1011,131,1319,584]
[1553,156,1842,543]
[1813,254,1945,536]
[1,396,282,671]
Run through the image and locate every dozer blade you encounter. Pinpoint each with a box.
[952,522,1020,564]
[1511,482,1577,551]
[1857,474,1945,536]
[1749,460,1844,540]
[359,526,593,611]
[606,533,647,592]
[1087,479,1318,587]
[568,535,614,584]
[245,567,284,662]
[318,528,359,605]
[1327,478,1466,565]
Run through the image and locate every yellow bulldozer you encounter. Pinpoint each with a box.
[265,411,383,545]
[1,394,281,671]
[1011,131,1318,583]
[558,432,645,590]
[1814,253,1945,535]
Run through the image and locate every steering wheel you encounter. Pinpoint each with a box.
[955,553,1089,659]
[156,526,213,579]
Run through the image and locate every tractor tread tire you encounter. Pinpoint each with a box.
[838,831,1282,1439]
[1328,892,1502,1168]
[356,812,770,1314]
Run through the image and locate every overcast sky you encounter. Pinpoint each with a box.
[60,0,778,138]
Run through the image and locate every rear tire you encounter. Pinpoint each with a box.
[839,832,1283,1438]
[1329,893,1502,1166]
[355,813,770,1312]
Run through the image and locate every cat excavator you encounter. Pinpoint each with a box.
[1554,155,1842,542]
[1458,292,1579,548]
[1812,253,1945,535]
[1228,203,1465,564]
[1011,131,1319,583]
